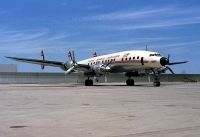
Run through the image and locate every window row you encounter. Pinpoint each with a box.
[121,56,140,61]
[88,56,142,65]
[88,58,116,65]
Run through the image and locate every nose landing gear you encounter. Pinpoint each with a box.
[151,69,161,87]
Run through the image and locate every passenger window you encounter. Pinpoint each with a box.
[133,57,135,59]
[122,58,123,61]
[129,57,131,60]
[137,56,139,59]
[125,58,127,60]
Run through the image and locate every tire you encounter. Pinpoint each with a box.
[85,80,93,86]
[153,81,160,87]
[126,79,134,86]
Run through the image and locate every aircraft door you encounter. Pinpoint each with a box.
[141,57,144,65]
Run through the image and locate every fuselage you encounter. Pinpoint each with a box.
[78,50,165,73]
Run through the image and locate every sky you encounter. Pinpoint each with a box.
[0,0,200,73]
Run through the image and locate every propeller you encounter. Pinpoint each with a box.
[65,51,77,74]
[65,66,75,74]
[166,54,174,74]
[167,54,170,61]
[40,50,45,70]
[166,66,174,74]
[159,54,187,74]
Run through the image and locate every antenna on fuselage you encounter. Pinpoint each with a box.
[93,52,97,57]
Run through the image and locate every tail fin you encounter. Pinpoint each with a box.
[93,52,97,57]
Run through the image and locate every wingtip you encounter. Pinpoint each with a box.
[5,56,14,59]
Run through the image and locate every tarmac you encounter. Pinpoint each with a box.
[0,82,200,137]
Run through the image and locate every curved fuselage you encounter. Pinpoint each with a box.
[78,50,164,74]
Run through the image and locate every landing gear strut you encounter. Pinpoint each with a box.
[85,78,93,86]
[152,69,161,87]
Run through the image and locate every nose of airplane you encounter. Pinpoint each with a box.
[160,57,169,66]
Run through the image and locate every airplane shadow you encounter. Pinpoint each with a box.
[92,84,146,87]
[10,85,78,88]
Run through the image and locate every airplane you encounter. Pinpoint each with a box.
[6,49,187,87]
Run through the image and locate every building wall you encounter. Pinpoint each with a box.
[0,72,199,84]
[0,64,17,72]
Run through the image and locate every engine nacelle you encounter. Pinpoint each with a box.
[91,65,111,76]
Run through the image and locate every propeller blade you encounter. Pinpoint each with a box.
[168,61,188,65]
[40,50,45,70]
[72,51,75,62]
[167,54,170,61]
[65,66,75,74]
[166,66,175,74]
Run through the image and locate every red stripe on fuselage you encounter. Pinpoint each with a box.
[151,60,157,63]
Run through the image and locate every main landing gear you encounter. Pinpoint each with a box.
[126,79,135,86]
[125,72,136,86]
[85,78,93,86]
[153,81,160,87]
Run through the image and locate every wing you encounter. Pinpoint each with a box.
[6,56,92,74]
[6,56,64,68]
[74,64,91,72]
